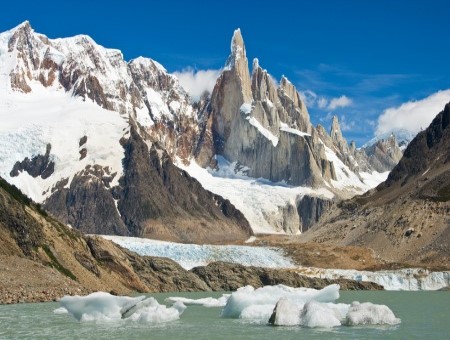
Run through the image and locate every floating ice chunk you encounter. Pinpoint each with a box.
[165,294,230,307]
[268,298,300,326]
[60,292,185,323]
[344,301,401,326]
[60,292,145,321]
[221,284,340,318]
[126,299,186,323]
[299,301,348,328]
[53,307,68,314]
[240,304,275,321]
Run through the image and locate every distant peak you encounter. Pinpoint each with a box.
[16,20,31,29]
[331,115,342,135]
[252,58,259,71]
[9,20,32,35]
[231,28,244,52]
[225,28,247,70]
[280,75,291,87]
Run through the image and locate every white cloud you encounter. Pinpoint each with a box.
[328,95,352,110]
[299,91,352,111]
[339,115,356,132]
[172,68,221,101]
[375,89,450,135]
[299,90,317,107]
[317,97,328,109]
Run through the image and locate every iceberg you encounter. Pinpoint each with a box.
[221,284,340,318]
[344,301,401,326]
[165,294,230,307]
[59,292,186,323]
[218,284,400,328]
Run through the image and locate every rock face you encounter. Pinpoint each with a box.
[43,126,252,242]
[361,134,404,173]
[303,103,450,269]
[191,262,383,291]
[297,196,334,232]
[10,143,55,179]
[196,29,327,187]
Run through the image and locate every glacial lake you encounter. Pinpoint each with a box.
[0,291,449,339]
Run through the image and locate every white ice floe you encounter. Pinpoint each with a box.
[344,301,401,326]
[102,235,295,270]
[165,294,230,308]
[59,292,185,323]
[221,284,340,318]
[221,284,400,328]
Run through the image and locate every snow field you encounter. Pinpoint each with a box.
[176,156,334,234]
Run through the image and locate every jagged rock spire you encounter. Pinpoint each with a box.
[223,28,252,103]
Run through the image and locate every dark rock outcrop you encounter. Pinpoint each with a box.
[191,262,383,291]
[10,143,54,179]
[117,126,252,242]
[381,102,450,189]
[297,196,334,232]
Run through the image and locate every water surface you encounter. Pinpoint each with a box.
[0,291,448,339]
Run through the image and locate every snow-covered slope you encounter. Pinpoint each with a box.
[0,83,128,203]
[177,157,334,234]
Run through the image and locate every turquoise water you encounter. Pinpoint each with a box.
[0,291,449,339]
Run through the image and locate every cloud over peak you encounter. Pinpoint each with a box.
[376,89,450,135]
[173,68,221,101]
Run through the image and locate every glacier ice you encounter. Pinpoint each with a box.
[221,284,340,318]
[59,292,185,323]
[268,298,300,326]
[165,294,230,307]
[219,284,400,329]
[344,301,401,326]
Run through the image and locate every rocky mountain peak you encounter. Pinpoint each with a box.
[330,116,349,152]
[223,28,252,103]
[229,28,245,61]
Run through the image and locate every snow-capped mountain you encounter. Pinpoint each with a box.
[0,21,251,242]
[362,128,415,151]
[0,23,402,236]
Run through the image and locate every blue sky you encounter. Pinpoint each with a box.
[1,0,450,145]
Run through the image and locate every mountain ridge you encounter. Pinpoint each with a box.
[0,22,405,236]
[302,102,450,268]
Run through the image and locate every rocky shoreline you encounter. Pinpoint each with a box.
[0,258,382,305]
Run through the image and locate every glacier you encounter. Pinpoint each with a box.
[103,235,450,291]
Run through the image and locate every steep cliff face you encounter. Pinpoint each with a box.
[195,29,330,187]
